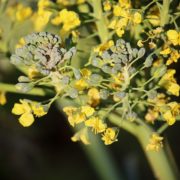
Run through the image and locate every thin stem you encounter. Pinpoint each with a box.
[0,82,53,96]
[157,123,169,134]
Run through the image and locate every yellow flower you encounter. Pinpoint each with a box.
[133,12,142,24]
[75,79,89,91]
[19,113,34,127]
[162,110,176,125]
[102,128,118,145]
[51,9,80,32]
[68,113,86,126]
[103,1,111,11]
[145,109,159,123]
[85,117,107,134]
[113,5,122,16]
[146,134,163,152]
[12,100,35,127]
[38,0,51,8]
[34,9,52,31]
[137,40,144,47]
[16,38,25,49]
[16,4,32,21]
[167,30,180,46]
[116,28,125,37]
[166,50,180,65]
[31,102,47,117]
[88,88,100,107]
[118,0,131,9]
[94,40,114,55]
[28,67,41,80]
[63,106,78,116]
[162,101,180,125]
[0,91,7,105]
[159,69,180,96]
[160,48,171,55]
[12,100,31,115]
[71,128,90,145]
[81,106,95,117]
[81,68,91,78]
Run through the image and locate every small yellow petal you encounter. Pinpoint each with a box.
[19,113,34,127]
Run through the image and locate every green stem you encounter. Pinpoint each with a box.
[160,0,170,26]
[0,82,53,96]
[108,113,178,180]
[92,0,109,43]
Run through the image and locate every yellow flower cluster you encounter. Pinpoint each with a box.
[63,105,118,145]
[51,9,80,32]
[12,100,47,127]
[146,134,163,152]
[6,3,32,22]
[108,0,142,37]
[159,69,180,96]
[0,91,7,105]
[146,93,180,125]
[162,102,180,125]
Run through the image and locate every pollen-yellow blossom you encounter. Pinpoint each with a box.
[75,79,89,91]
[0,91,7,105]
[103,1,111,11]
[159,69,180,96]
[166,50,180,65]
[19,113,34,127]
[51,9,80,32]
[88,88,100,107]
[160,48,171,55]
[12,100,34,127]
[133,12,142,24]
[146,134,163,152]
[102,128,118,145]
[31,102,47,117]
[162,110,175,125]
[85,117,107,134]
[15,4,32,21]
[94,40,114,55]
[167,30,180,46]
[81,106,95,117]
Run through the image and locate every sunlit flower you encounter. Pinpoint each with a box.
[167,30,180,46]
[81,106,95,117]
[166,50,180,65]
[103,1,111,11]
[15,4,32,21]
[102,128,118,145]
[146,134,163,152]
[159,69,180,96]
[88,88,100,107]
[85,117,107,134]
[12,100,34,127]
[133,12,142,24]
[160,48,171,55]
[31,102,47,117]
[145,108,159,123]
[51,9,80,32]
[75,79,89,91]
